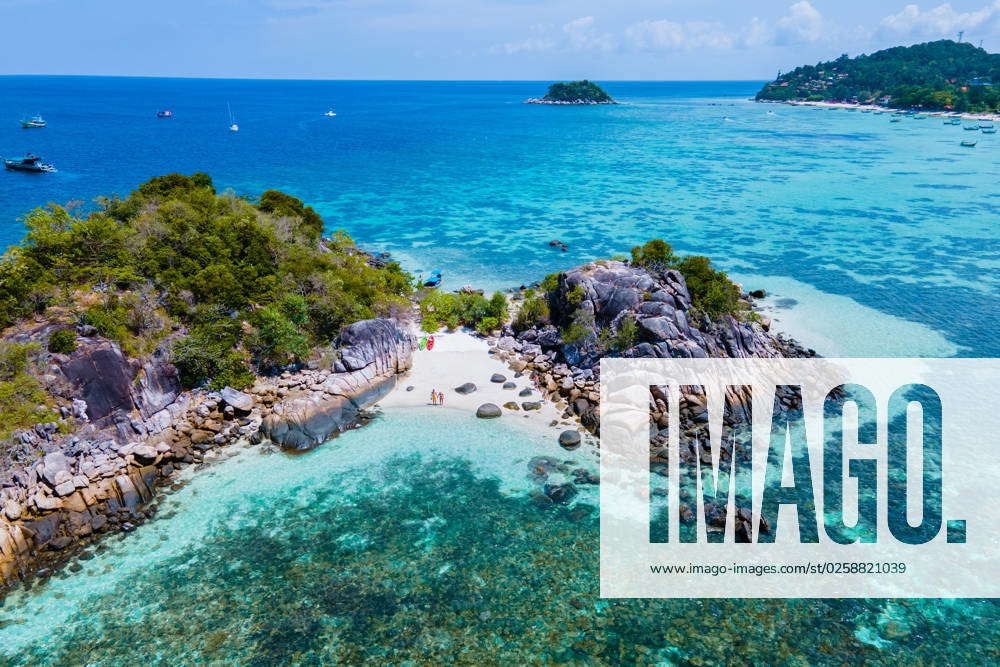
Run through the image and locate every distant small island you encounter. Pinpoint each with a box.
[525,80,618,105]
[756,39,1000,113]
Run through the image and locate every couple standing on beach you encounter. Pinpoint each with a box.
[431,389,445,406]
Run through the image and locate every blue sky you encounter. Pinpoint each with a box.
[1,0,999,79]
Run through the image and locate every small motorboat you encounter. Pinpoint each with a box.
[982,128,997,134]
[156,110,173,118]
[20,115,45,129]
[324,109,337,117]
[3,154,56,172]
[227,102,239,132]
[890,117,902,123]
[979,122,994,129]
[423,270,442,288]
[964,125,979,131]
[961,140,977,147]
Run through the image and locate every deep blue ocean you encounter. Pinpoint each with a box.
[2,77,997,357]
[2,77,1000,663]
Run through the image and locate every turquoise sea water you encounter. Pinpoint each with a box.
[1,409,997,664]
[2,79,999,662]
[0,78,996,356]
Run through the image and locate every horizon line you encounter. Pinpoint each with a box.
[0,74,768,83]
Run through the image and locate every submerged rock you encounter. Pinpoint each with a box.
[558,430,582,450]
[544,482,578,504]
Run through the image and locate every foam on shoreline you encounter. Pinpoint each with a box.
[766,98,1000,122]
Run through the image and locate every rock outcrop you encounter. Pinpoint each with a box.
[259,318,413,452]
[0,318,414,593]
[494,260,817,438]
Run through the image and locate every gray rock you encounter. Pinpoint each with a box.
[132,445,158,464]
[490,373,507,383]
[54,481,77,497]
[638,317,677,342]
[502,381,516,389]
[337,319,414,375]
[521,401,542,411]
[454,383,477,395]
[503,402,520,411]
[220,386,254,413]
[476,403,502,419]
[558,430,582,450]
[40,452,72,487]
[518,388,533,397]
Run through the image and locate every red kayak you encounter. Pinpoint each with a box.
[426,335,435,350]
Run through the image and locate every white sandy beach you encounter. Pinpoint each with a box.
[377,328,592,447]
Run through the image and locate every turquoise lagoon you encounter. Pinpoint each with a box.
[1,79,999,662]
[1,408,997,664]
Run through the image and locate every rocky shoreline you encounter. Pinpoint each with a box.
[523,98,619,105]
[0,258,822,592]
[760,97,1000,122]
[0,319,413,594]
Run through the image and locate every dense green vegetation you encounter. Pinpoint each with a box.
[541,80,614,103]
[0,342,59,439]
[630,240,743,317]
[419,290,509,334]
[0,173,413,389]
[47,328,77,354]
[757,40,1000,112]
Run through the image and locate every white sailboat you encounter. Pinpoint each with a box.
[227,103,239,132]
[324,109,337,117]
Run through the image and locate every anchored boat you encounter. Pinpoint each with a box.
[961,140,978,147]
[156,110,173,118]
[20,115,45,129]
[324,109,337,117]
[423,270,442,289]
[3,154,56,172]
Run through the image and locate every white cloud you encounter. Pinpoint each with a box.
[489,0,1000,61]
[879,2,1000,39]
[562,16,617,52]
[621,2,829,53]
[623,19,733,51]
[773,1,827,45]
[490,16,616,54]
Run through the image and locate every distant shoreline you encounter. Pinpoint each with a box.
[758,98,1000,122]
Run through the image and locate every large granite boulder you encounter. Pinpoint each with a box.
[337,319,414,375]
[56,339,181,432]
[261,319,414,452]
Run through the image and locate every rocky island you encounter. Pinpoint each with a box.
[0,177,809,591]
[525,80,618,105]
